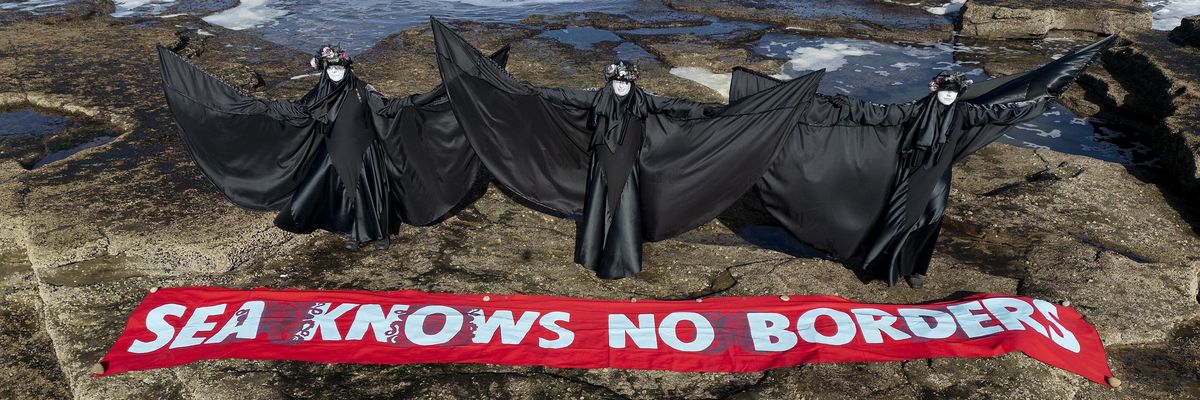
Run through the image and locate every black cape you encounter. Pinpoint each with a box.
[157,45,509,241]
[431,18,824,278]
[732,35,1115,285]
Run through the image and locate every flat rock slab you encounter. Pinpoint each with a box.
[0,240,71,399]
[961,0,1151,38]
[1024,247,1199,345]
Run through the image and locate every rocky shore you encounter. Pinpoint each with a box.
[1,1,1197,399]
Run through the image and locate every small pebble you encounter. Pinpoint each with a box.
[1107,376,1121,388]
[780,295,790,301]
[89,363,105,375]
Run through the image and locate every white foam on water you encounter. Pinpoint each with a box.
[203,0,289,31]
[669,67,731,100]
[1013,124,1062,139]
[890,62,920,71]
[1021,141,1051,150]
[925,0,966,15]
[112,0,175,17]
[0,0,70,12]
[1146,0,1200,30]
[783,42,877,73]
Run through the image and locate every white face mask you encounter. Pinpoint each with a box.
[326,65,346,82]
[612,80,631,97]
[936,90,958,106]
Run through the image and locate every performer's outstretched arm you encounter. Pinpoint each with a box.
[953,97,1052,160]
[960,97,1050,128]
[647,95,719,119]
[254,99,312,122]
[532,87,596,109]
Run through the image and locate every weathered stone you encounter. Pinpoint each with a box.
[960,0,1151,39]
[1,3,1199,399]
[1169,15,1200,47]
[0,240,71,400]
[1024,248,1199,345]
[1076,319,1200,398]
[1081,32,1200,193]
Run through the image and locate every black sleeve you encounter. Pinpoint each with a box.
[647,95,714,119]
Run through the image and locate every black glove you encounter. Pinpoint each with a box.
[828,94,853,108]
[702,104,723,117]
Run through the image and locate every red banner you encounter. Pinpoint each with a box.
[97,287,1112,385]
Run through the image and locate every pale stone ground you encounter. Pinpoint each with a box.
[0,1,1197,398]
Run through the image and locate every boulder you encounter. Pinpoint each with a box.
[1169,15,1200,47]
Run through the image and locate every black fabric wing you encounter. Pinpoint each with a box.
[158,45,318,211]
[432,17,593,217]
[952,34,1116,161]
[759,98,905,260]
[638,69,825,241]
[728,67,785,103]
[375,46,511,226]
[730,67,906,258]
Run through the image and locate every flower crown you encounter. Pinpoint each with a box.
[604,61,639,82]
[929,71,972,93]
[310,44,352,70]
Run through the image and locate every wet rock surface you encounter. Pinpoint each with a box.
[1083,31,1200,193]
[0,2,1198,399]
[1169,15,1200,47]
[0,107,117,169]
[665,0,956,43]
[960,0,1151,38]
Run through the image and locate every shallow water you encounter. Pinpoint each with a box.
[218,0,639,51]
[755,0,954,29]
[0,108,117,168]
[0,0,70,13]
[539,26,622,50]
[618,16,766,37]
[0,108,69,136]
[751,33,1154,166]
[30,135,115,168]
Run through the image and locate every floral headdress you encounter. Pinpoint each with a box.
[310,44,352,70]
[929,71,972,93]
[604,60,639,82]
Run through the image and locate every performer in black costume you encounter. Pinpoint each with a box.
[541,61,719,278]
[158,43,509,249]
[732,36,1116,287]
[431,17,825,279]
